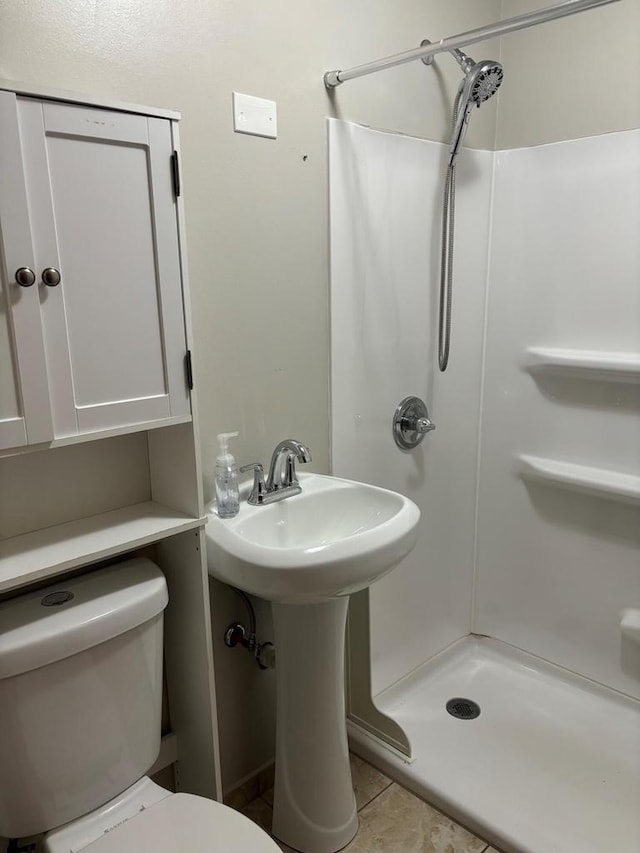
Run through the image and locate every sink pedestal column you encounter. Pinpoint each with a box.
[271,598,358,853]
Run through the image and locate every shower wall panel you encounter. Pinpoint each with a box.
[329,119,493,694]
[475,129,640,699]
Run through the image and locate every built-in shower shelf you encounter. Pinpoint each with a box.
[0,501,205,594]
[518,455,640,505]
[524,347,640,383]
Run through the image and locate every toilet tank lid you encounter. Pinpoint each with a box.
[0,558,168,680]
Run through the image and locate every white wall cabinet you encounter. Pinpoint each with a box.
[0,90,190,451]
[0,83,222,803]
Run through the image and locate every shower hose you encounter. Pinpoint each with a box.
[438,90,463,372]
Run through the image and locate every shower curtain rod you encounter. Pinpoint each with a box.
[323,0,621,88]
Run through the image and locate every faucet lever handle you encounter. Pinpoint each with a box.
[240,462,266,505]
[413,416,436,434]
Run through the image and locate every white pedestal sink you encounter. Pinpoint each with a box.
[205,473,420,853]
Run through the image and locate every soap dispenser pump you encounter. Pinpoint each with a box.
[215,431,240,518]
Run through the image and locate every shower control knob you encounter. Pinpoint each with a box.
[14,266,36,287]
[413,416,436,434]
[393,396,436,451]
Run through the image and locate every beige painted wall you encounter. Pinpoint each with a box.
[0,0,501,790]
[496,0,640,148]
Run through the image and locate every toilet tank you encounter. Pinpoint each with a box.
[0,557,169,839]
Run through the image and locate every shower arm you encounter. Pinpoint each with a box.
[323,0,621,88]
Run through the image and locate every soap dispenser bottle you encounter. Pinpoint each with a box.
[215,431,240,518]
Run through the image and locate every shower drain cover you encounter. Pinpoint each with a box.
[446,697,481,720]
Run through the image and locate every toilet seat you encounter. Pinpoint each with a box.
[71,793,280,852]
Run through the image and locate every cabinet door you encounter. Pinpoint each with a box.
[0,92,54,450]
[17,98,190,438]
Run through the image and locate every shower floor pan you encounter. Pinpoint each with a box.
[349,636,640,853]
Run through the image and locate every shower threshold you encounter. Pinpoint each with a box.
[348,636,640,853]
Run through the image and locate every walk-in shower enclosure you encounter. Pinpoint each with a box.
[328,2,639,851]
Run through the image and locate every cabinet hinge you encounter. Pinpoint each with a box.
[185,350,194,390]
[171,150,181,197]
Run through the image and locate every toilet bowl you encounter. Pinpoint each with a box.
[0,558,279,852]
[44,778,279,852]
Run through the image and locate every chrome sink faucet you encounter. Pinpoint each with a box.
[240,439,312,505]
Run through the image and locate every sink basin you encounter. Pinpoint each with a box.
[205,471,420,853]
[205,472,420,604]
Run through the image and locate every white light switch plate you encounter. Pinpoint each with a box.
[232,92,277,139]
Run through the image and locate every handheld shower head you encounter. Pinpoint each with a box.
[436,48,504,372]
[451,50,503,104]
[449,52,503,167]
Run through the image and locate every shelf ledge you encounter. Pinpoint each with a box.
[0,502,205,594]
[0,414,193,460]
[523,347,640,383]
[518,454,640,505]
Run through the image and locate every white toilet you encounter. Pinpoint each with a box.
[0,557,279,852]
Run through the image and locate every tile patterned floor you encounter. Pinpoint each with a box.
[237,754,495,852]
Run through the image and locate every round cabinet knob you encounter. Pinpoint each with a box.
[41,267,61,287]
[15,266,36,287]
